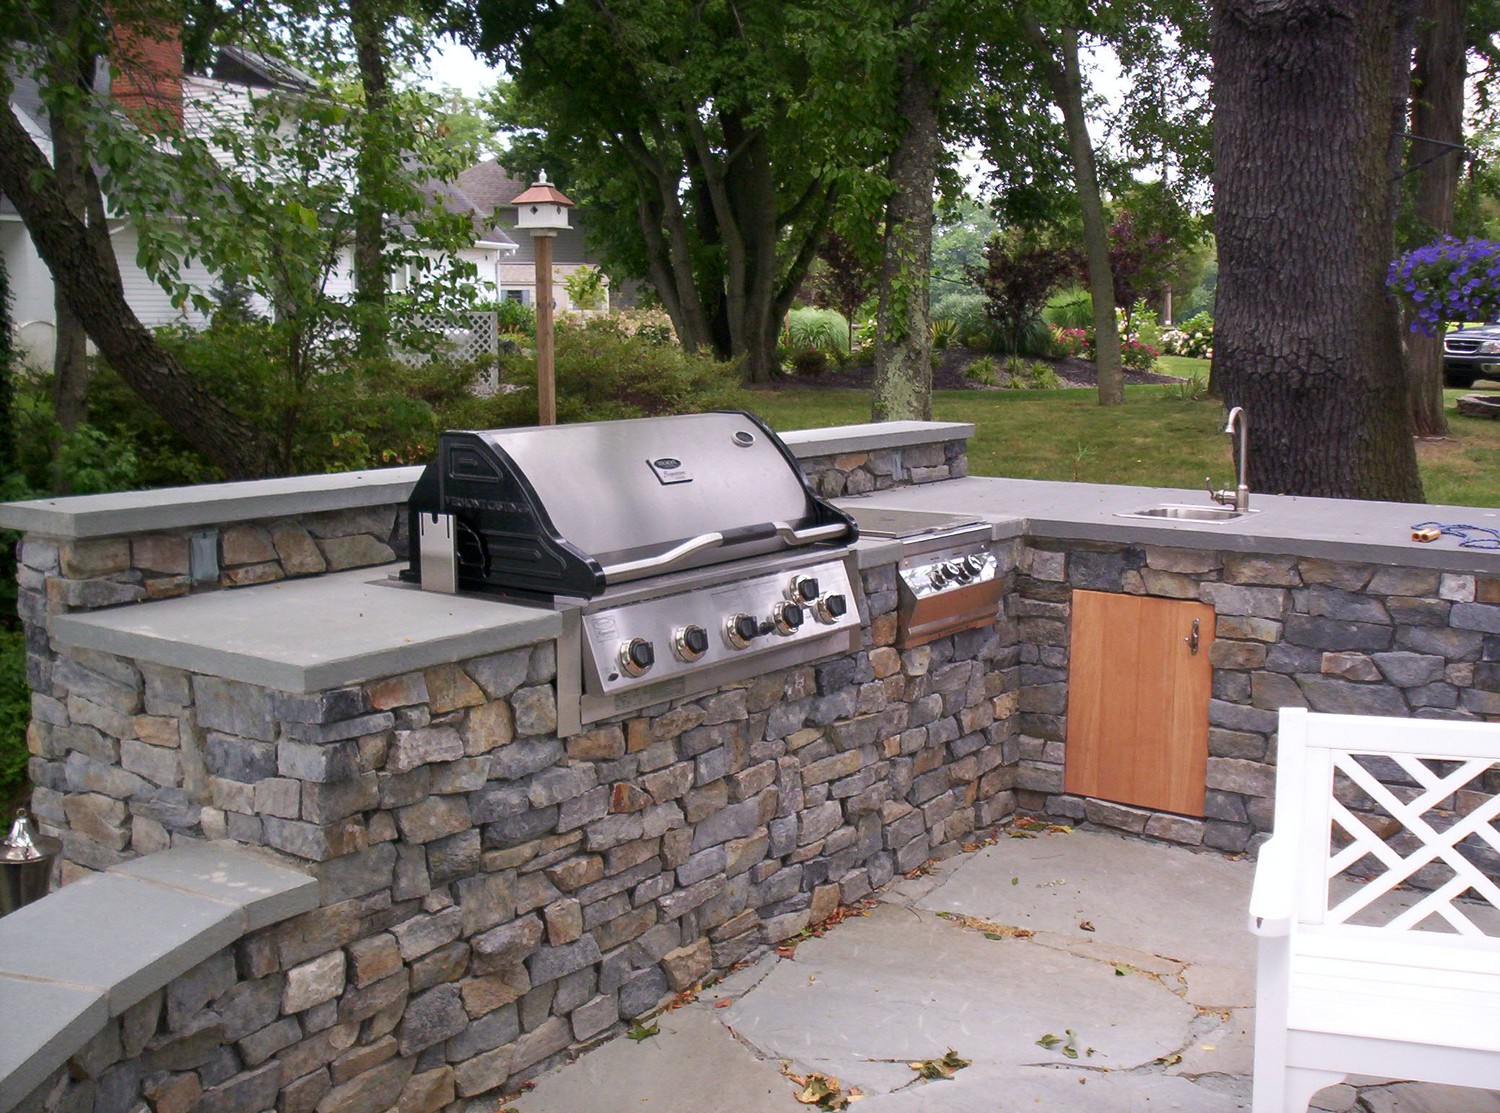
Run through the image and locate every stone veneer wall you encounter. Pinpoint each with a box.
[795,438,968,498]
[15,915,461,1113]
[1013,540,1500,852]
[18,553,1021,1111]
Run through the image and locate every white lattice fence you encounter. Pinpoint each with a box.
[398,311,500,377]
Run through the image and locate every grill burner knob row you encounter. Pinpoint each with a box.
[726,613,760,650]
[789,575,820,604]
[619,638,655,677]
[772,601,804,636]
[672,624,710,662]
[815,593,848,623]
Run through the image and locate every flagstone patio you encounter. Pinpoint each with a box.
[499,828,1500,1113]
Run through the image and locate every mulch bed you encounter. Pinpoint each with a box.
[755,347,1185,391]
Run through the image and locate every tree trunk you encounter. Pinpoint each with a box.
[1022,19,1124,405]
[0,96,270,479]
[873,42,939,422]
[350,0,391,359]
[1407,0,1465,437]
[1212,0,1422,501]
[47,0,92,449]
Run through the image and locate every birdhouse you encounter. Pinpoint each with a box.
[509,170,575,234]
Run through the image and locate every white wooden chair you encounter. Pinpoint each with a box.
[1249,707,1500,1113]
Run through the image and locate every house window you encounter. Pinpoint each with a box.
[503,289,530,305]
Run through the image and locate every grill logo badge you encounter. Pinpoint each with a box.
[647,456,692,485]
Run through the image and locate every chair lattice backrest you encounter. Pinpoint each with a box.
[1279,709,1500,939]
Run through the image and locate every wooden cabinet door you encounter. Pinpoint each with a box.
[1064,590,1215,816]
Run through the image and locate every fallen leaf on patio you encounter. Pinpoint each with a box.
[714,999,732,1008]
[1078,920,1095,932]
[1113,966,1128,976]
[626,1021,659,1042]
[1036,1033,1063,1050]
[937,912,1033,939]
[665,987,699,1010]
[907,1048,972,1080]
[788,1071,852,1110]
[1154,1052,1183,1067]
[1011,877,1019,885]
[1200,1044,1217,1051]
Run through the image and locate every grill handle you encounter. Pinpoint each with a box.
[600,521,848,580]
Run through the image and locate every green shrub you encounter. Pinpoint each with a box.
[1044,287,1093,329]
[931,291,996,348]
[965,355,1000,385]
[787,307,850,356]
[1003,356,1060,390]
[0,626,28,802]
[448,319,743,428]
[791,349,830,376]
[494,299,537,336]
[930,317,961,350]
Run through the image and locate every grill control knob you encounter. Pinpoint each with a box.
[790,575,820,603]
[619,638,655,677]
[772,601,804,636]
[726,613,760,649]
[673,624,710,662]
[929,567,949,589]
[964,554,986,576]
[816,593,848,623]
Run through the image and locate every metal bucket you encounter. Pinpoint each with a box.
[1,809,61,917]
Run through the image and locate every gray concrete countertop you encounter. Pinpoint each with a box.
[47,477,1499,694]
[51,565,559,693]
[839,477,1500,575]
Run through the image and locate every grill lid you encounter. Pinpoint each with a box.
[404,411,857,598]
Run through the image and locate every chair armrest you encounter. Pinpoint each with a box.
[1248,835,1295,937]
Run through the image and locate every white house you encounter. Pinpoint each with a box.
[2,39,518,367]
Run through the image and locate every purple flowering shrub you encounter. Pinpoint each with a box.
[1388,237,1500,334]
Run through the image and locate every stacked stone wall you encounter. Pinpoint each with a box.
[22,555,1021,1109]
[1014,540,1500,853]
[797,438,968,498]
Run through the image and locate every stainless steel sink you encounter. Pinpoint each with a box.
[1116,504,1257,523]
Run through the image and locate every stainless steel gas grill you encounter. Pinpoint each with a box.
[403,412,862,732]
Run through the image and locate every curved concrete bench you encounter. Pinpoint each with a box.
[0,843,315,1110]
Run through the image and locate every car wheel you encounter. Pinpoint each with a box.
[1445,370,1477,389]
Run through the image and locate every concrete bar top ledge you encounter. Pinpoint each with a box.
[45,475,1499,693]
[0,843,316,1111]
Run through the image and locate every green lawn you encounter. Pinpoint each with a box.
[736,358,1500,508]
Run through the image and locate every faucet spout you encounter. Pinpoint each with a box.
[1223,406,1250,512]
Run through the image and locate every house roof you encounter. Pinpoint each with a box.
[454,159,531,215]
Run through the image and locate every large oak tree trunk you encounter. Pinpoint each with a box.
[1022,19,1124,406]
[1407,0,1465,437]
[1212,0,1422,501]
[0,96,270,479]
[873,45,939,421]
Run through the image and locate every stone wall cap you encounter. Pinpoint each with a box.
[780,421,974,459]
[0,844,312,1110]
[50,565,560,693]
[838,477,1500,576]
[0,466,424,540]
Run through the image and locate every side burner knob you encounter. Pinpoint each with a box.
[964,554,986,576]
[726,613,760,649]
[772,601,804,636]
[816,593,848,623]
[673,624,710,662]
[790,575,820,603]
[619,638,656,677]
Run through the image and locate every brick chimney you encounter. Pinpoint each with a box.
[109,15,183,129]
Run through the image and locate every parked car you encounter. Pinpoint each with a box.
[1442,323,1500,388]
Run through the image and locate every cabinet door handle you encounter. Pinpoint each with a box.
[1185,618,1200,655]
